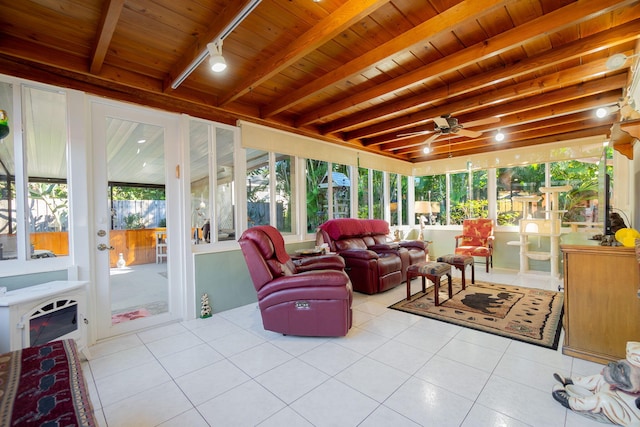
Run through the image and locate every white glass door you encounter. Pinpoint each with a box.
[92,101,182,339]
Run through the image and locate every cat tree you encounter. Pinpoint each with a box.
[508,185,572,277]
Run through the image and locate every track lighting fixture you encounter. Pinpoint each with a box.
[495,130,505,142]
[423,142,431,154]
[170,0,262,88]
[208,40,227,72]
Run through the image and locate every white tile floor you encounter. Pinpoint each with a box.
[83,268,609,427]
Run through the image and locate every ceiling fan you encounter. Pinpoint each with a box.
[398,114,500,146]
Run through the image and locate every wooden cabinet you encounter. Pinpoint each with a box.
[561,241,640,364]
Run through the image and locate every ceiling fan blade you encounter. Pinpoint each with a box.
[397,130,430,137]
[457,128,482,138]
[433,116,450,128]
[423,132,441,144]
[464,116,500,128]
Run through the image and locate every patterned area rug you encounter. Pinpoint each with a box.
[0,339,97,426]
[389,279,564,350]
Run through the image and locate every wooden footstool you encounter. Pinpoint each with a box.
[437,254,475,289]
[406,261,452,305]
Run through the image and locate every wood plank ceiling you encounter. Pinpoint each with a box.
[0,0,639,162]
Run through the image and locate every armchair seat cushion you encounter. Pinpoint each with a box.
[455,246,492,257]
[377,253,403,276]
[259,281,352,308]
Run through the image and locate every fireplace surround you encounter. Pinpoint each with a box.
[0,280,89,356]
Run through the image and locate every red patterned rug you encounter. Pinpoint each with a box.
[0,339,97,426]
[390,279,564,350]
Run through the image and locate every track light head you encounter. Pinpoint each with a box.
[207,41,227,73]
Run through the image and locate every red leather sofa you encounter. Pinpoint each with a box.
[239,225,353,337]
[316,218,427,294]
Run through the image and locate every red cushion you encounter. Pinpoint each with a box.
[320,218,366,240]
[319,218,391,240]
[367,219,389,235]
[455,246,491,257]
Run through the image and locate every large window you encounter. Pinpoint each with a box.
[190,120,210,242]
[415,175,446,225]
[358,167,387,220]
[189,120,235,244]
[306,159,328,233]
[550,158,603,224]
[372,170,384,219]
[357,167,369,219]
[1,83,70,261]
[245,150,295,233]
[305,160,355,232]
[390,173,398,226]
[496,165,545,226]
[246,149,270,228]
[216,128,235,241]
[331,163,351,219]
[449,171,469,225]
[275,153,294,233]
[416,158,608,227]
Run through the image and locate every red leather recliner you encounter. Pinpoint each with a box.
[316,219,427,294]
[238,225,353,337]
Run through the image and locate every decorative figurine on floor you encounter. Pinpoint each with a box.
[552,341,640,426]
[200,293,212,318]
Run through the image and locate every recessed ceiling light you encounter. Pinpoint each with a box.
[605,53,640,70]
[596,105,618,118]
[495,130,505,142]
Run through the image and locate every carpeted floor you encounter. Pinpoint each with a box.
[389,278,564,349]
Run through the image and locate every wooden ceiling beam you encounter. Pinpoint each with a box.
[218,0,389,106]
[360,57,621,147]
[461,88,623,129]
[379,91,621,155]
[380,109,602,155]
[261,0,510,118]
[395,111,606,156]
[348,73,627,140]
[163,0,257,92]
[298,0,639,128]
[89,0,125,75]
[318,18,640,135]
[408,126,611,162]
